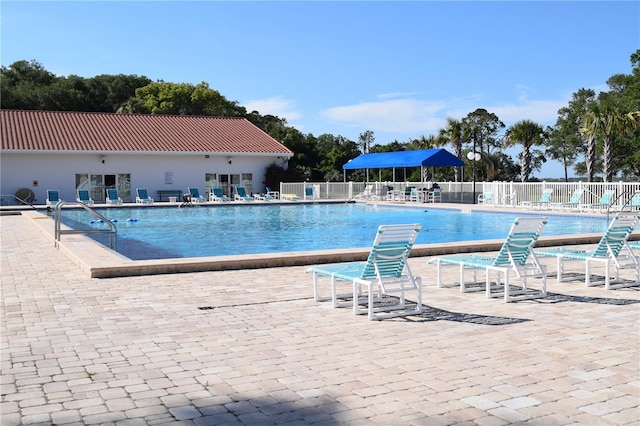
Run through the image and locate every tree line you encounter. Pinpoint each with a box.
[2,52,639,185]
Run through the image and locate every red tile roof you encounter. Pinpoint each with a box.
[1,110,293,155]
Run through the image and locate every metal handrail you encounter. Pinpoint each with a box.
[607,190,640,221]
[0,194,38,210]
[54,201,117,250]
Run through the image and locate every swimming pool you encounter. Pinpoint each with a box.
[56,203,610,260]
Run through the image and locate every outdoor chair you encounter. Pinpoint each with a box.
[409,187,423,203]
[106,188,123,205]
[550,188,584,211]
[428,217,548,302]
[501,192,517,206]
[46,190,61,207]
[281,193,301,201]
[209,187,230,202]
[579,189,615,212]
[76,189,94,206]
[519,188,553,210]
[355,184,376,200]
[535,212,640,289]
[135,188,154,204]
[478,192,493,205]
[304,186,315,200]
[265,187,280,200]
[427,188,442,203]
[306,224,423,320]
[234,186,254,201]
[187,187,206,203]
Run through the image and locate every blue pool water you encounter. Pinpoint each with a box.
[56,203,610,260]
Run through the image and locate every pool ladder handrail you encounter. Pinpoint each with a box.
[0,193,38,210]
[54,201,117,250]
[606,190,640,222]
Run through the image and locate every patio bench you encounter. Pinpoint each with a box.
[156,190,183,202]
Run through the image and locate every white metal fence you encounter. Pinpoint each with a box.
[280,181,640,208]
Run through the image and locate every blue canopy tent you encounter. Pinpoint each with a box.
[343,149,465,200]
[343,148,464,170]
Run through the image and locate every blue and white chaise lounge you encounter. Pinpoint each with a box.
[519,189,553,210]
[535,212,639,289]
[187,187,206,203]
[306,224,422,320]
[209,187,230,202]
[550,188,584,211]
[234,186,254,201]
[46,190,61,207]
[106,188,123,205]
[429,217,548,302]
[579,189,615,212]
[136,188,154,204]
[76,189,94,206]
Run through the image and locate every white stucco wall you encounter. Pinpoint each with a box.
[1,152,284,204]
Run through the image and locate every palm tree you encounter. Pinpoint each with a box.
[439,118,464,181]
[580,102,622,182]
[504,120,546,182]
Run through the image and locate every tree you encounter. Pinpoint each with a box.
[357,130,375,154]
[119,81,246,116]
[580,97,633,182]
[1,60,57,109]
[547,88,596,181]
[439,118,464,182]
[462,109,505,181]
[504,119,547,182]
[462,109,505,155]
[315,134,359,180]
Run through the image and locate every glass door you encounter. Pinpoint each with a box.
[90,175,103,202]
[205,173,218,197]
[75,173,129,202]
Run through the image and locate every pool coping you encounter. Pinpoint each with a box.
[16,202,640,278]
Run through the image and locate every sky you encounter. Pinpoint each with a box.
[2,1,639,179]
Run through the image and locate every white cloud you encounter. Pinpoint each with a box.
[242,96,302,123]
[322,92,570,138]
[322,98,450,134]
[489,99,566,127]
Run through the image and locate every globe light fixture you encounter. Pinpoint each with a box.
[467,151,481,203]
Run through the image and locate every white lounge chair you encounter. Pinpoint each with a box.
[304,186,315,200]
[306,224,423,320]
[550,188,584,211]
[429,217,548,302]
[46,190,61,207]
[76,189,94,206]
[501,192,517,206]
[234,186,254,201]
[106,188,123,205]
[355,184,378,200]
[209,187,230,202]
[409,187,423,203]
[478,192,493,205]
[187,187,206,203]
[427,188,442,203]
[579,189,615,212]
[519,188,553,210]
[265,187,280,200]
[135,188,154,204]
[535,212,640,289]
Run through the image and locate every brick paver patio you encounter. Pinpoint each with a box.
[1,213,639,425]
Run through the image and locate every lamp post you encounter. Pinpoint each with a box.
[466,150,481,204]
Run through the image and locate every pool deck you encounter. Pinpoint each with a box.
[1,203,639,425]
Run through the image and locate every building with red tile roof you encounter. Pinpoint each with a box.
[1,110,293,204]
